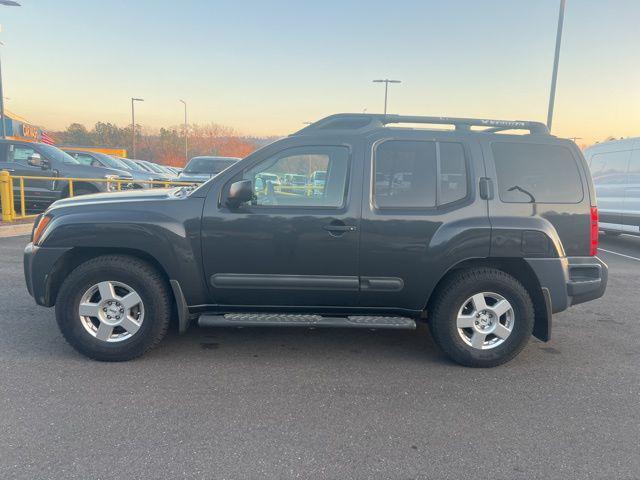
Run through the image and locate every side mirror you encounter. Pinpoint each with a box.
[226,180,253,208]
[28,153,48,169]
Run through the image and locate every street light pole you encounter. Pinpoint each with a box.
[179,99,187,164]
[373,79,401,114]
[131,97,143,158]
[546,0,566,131]
[0,1,22,138]
[0,51,6,138]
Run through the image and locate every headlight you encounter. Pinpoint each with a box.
[104,174,132,191]
[32,214,52,245]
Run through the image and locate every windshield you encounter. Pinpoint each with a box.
[93,153,130,170]
[143,162,167,174]
[119,157,147,172]
[38,144,79,164]
[134,161,154,172]
[184,157,239,174]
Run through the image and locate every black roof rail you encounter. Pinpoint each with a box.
[293,113,550,135]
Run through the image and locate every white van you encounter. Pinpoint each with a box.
[585,137,640,236]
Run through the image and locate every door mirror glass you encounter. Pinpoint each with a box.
[227,179,254,207]
[27,153,48,169]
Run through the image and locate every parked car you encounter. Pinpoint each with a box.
[131,160,174,183]
[24,113,607,367]
[584,137,640,236]
[62,149,156,189]
[310,170,326,195]
[0,139,132,210]
[281,173,308,194]
[254,172,280,194]
[178,156,240,183]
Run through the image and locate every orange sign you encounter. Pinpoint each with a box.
[21,124,39,140]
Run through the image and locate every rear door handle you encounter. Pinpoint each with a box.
[479,177,494,200]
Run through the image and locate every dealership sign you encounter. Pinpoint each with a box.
[2,114,52,144]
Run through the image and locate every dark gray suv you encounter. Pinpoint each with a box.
[0,140,132,209]
[23,114,607,367]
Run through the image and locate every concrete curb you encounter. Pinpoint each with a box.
[0,222,32,238]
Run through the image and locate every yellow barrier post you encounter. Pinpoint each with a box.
[68,179,74,197]
[19,177,26,218]
[0,170,14,222]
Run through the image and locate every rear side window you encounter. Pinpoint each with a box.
[628,150,640,184]
[373,140,468,208]
[492,142,583,203]
[590,151,631,185]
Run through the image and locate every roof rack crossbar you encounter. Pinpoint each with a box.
[294,113,550,135]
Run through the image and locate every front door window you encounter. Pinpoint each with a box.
[242,146,350,208]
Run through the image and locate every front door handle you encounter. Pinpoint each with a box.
[3,168,15,173]
[322,220,357,235]
[323,224,357,232]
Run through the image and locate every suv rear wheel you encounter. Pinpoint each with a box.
[429,268,534,367]
[55,255,171,361]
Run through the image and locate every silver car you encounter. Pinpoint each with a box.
[585,137,640,236]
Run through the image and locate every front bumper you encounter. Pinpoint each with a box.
[525,256,608,314]
[24,242,72,307]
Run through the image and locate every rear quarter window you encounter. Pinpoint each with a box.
[492,142,583,203]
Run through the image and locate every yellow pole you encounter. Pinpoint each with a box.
[0,170,13,222]
[8,174,16,219]
[68,179,74,197]
[19,176,25,218]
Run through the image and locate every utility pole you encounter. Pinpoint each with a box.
[373,79,401,114]
[546,0,566,131]
[179,99,187,164]
[0,51,6,138]
[131,97,143,158]
[0,1,23,138]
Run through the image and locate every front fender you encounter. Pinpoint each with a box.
[40,197,208,305]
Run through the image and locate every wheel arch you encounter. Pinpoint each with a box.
[60,181,100,197]
[425,257,550,342]
[47,247,193,333]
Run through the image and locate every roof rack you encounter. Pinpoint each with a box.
[293,113,550,135]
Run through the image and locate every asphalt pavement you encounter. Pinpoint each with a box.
[0,234,639,479]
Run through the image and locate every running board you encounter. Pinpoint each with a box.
[198,313,416,330]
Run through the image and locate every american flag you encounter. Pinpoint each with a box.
[40,131,55,145]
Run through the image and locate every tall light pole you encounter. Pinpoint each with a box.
[179,99,187,164]
[0,44,6,138]
[546,0,566,131]
[131,97,143,158]
[0,1,22,138]
[373,79,401,114]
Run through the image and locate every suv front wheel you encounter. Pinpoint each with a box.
[429,268,534,367]
[55,255,171,361]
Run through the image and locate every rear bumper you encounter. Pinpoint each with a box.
[525,256,608,314]
[24,242,71,307]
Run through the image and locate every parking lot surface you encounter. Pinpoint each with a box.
[1,234,639,479]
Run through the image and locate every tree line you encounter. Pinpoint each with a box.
[52,122,277,167]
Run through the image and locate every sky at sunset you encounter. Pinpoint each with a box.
[1,0,639,144]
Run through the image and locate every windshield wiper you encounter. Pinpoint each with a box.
[507,185,536,203]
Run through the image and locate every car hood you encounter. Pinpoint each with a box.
[67,164,132,179]
[127,171,156,182]
[178,172,217,182]
[49,187,181,210]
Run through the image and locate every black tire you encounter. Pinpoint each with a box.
[428,268,534,368]
[55,255,171,361]
[72,186,97,197]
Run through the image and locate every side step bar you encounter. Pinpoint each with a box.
[198,313,416,330]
